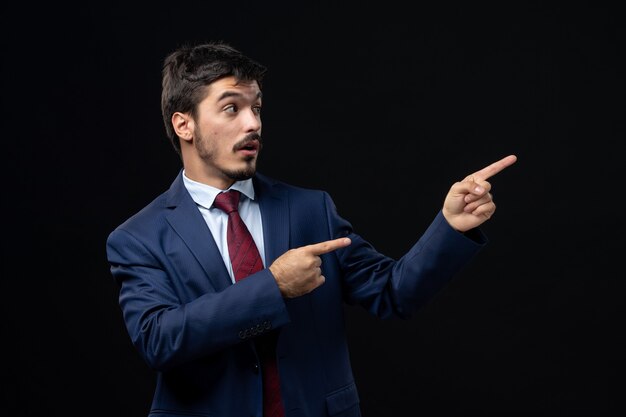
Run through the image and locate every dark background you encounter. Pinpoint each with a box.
[2,2,623,416]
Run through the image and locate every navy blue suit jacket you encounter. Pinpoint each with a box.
[106,171,487,417]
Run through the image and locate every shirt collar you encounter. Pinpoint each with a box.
[182,170,256,210]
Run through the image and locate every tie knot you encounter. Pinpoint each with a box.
[214,190,241,214]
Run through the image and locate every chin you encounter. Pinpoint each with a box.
[226,167,256,181]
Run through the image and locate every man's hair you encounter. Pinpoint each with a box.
[161,41,267,155]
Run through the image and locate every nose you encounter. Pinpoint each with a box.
[243,107,261,132]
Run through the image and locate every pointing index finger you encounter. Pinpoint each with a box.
[307,237,352,255]
[472,154,518,181]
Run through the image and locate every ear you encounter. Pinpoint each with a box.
[172,112,193,144]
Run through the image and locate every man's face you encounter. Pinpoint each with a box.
[190,76,263,188]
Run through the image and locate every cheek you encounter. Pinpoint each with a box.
[208,129,235,155]
[218,125,240,144]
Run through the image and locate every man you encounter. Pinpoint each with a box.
[106,40,517,417]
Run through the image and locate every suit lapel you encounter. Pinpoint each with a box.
[165,172,232,291]
[255,174,290,266]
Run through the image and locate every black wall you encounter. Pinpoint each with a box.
[2,2,623,416]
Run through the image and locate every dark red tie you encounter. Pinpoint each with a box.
[214,190,284,417]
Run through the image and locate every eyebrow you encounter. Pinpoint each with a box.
[217,90,263,101]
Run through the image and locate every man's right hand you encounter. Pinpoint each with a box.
[269,237,352,298]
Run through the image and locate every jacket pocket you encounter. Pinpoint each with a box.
[325,382,360,416]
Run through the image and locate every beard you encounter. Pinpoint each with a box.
[194,129,261,181]
[222,165,256,181]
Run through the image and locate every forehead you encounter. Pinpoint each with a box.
[205,76,262,101]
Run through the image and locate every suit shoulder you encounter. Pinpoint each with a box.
[254,172,329,196]
[108,191,171,238]
[254,172,339,218]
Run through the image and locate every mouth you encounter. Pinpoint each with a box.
[235,139,260,157]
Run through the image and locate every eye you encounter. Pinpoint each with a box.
[253,105,262,115]
[224,104,238,113]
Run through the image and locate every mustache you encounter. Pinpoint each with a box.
[233,132,262,151]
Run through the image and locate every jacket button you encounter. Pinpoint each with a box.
[252,363,260,374]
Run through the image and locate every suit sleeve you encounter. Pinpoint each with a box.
[106,227,290,372]
[323,192,487,319]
